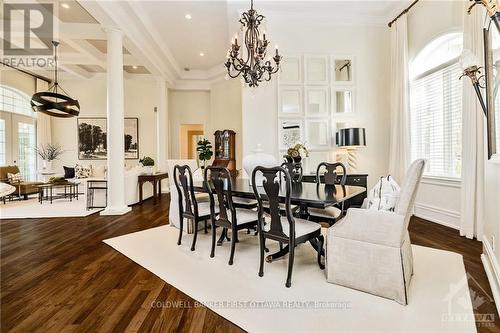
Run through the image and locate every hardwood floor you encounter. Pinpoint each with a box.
[1,195,498,332]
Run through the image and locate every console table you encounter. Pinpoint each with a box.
[302,173,368,208]
[138,172,168,205]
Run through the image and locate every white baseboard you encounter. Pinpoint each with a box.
[481,236,500,316]
[414,203,460,230]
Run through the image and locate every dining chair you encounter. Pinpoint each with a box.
[173,164,216,251]
[204,166,258,265]
[307,162,347,223]
[326,159,425,304]
[252,166,324,288]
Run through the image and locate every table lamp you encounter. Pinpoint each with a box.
[336,128,366,172]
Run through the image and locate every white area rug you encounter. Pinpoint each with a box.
[104,225,477,333]
[0,197,101,219]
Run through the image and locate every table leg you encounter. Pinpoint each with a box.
[153,181,157,205]
[266,245,290,262]
[139,181,143,205]
[158,180,162,200]
[50,187,53,204]
[298,203,309,219]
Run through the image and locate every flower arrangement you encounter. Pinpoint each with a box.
[35,143,64,161]
[284,143,309,162]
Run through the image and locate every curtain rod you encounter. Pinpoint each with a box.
[388,0,420,27]
[0,62,52,83]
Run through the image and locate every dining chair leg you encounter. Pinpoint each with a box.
[286,241,295,288]
[191,219,199,251]
[316,235,325,269]
[204,220,208,234]
[258,235,265,277]
[210,220,216,258]
[177,215,184,246]
[228,227,237,265]
[279,242,283,251]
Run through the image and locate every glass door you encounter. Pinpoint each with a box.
[12,115,37,181]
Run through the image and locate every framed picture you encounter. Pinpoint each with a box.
[78,117,107,160]
[77,117,139,160]
[124,118,139,159]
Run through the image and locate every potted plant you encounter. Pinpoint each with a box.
[35,143,64,170]
[196,139,213,169]
[284,143,309,163]
[139,156,155,174]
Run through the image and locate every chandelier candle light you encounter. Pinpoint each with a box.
[31,41,80,118]
[225,0,282,87]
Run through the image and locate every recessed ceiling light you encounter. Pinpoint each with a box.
[185,14,192,20]
[199,52,205,57]
[132,65,138,69]
[61,3,70,9]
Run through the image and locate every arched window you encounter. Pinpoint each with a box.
[409,33,463,179]
[0,85,36,117]
[0,85,37,180]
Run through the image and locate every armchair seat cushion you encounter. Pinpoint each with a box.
[223,208,258,225]
[264,217,320,238]
[331,208,406,248]
[232,197,258,206]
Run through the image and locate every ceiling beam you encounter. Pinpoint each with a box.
[58,64,93,80]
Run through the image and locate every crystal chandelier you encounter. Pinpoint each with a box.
[31,41,80,118]
[225,0,282,87]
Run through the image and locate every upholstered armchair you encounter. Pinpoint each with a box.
[326,159,425,305]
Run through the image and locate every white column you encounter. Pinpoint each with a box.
[101,27,131,216]
[156,77,168,192]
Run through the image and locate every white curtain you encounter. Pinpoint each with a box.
[460,2,485,239]
[388,14,410,183]
[35,79,52,168]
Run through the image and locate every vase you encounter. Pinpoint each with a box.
[243,144,278,186]
[292,155,302,163]
[145,166,154,174]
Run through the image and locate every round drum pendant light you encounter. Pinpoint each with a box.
[31,41,80,118]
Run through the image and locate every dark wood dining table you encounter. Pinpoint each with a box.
[193,178,366,218]
[193,178,366,262]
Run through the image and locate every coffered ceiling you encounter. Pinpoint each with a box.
[2,0,408,86]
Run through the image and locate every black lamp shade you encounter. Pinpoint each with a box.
[336,128,366,147]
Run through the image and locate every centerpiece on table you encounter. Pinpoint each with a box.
[35,143,64,170]
[283,143,309,163]
[139,156,155,174]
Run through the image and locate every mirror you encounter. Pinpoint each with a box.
[280,89,302,115]
[281,57,302,83]
[485,22,500,159]
[279,119,303,149]
[333,90,353,113]
[306,88,328,116]
[334,59,352,82]
[307,120,330,147]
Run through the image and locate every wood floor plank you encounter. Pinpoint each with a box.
[1,195,498,332]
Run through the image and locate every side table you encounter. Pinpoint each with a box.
[138,172,168,205]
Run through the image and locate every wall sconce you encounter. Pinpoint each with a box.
[460,65,488,116]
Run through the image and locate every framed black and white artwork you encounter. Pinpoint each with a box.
[78,117,107,160]
[77,117,139,160]
[124,118,139,159]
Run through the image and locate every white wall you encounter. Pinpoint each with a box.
[51,77,160,171]
[167,89,211,160]
[168,79,243,170]
[408,0,463,228]
[242,19,391,188]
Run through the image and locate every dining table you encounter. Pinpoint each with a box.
[193,178,366,263]
[193,178,366,218]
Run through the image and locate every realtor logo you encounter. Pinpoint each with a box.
[3,3,54,56]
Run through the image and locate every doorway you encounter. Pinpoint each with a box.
[179,124,204,163]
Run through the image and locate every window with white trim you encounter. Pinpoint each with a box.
[410,33,463,179]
